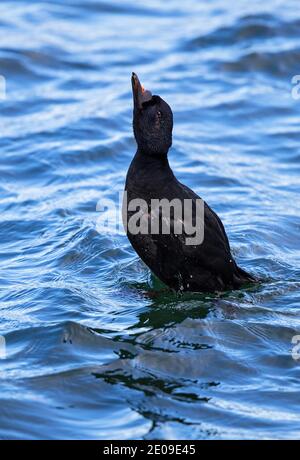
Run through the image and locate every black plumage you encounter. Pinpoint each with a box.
[123,73,256,293]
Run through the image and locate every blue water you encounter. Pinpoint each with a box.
[1,0,300,440]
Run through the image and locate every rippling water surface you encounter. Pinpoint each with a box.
[1,0,300,440]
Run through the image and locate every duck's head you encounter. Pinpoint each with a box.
[131,72,173,156]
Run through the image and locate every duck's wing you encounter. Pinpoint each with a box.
[125,180,254,291]
[175,181,233,262]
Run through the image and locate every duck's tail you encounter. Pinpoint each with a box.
[233,264,257,288]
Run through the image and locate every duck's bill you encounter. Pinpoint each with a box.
[132,72,152,110]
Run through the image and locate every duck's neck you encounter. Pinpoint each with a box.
[134,148,171,171]
[127,148,174,192]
